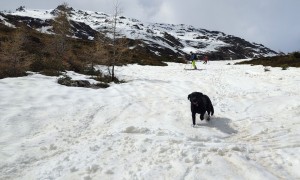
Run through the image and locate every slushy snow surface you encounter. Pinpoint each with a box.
[0,61,299,179]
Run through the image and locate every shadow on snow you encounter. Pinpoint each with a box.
[197,116,238,134]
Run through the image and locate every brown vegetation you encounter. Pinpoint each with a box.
[0,25,29,78]
[1,2,185,81]
[236,52,300,68]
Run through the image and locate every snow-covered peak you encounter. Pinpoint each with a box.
[11,7,54,20]
[1,6,278,59]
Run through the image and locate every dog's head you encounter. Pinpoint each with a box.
[188,92,203,107]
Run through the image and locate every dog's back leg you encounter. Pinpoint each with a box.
[200,113,205,121]
[207,114,211,121]
[207,109,211,116]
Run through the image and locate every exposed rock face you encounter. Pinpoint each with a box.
[0,6,278,60]
[2,14,52,29]
[70,21,97,40]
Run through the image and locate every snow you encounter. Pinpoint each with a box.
[36,26,53,34]
[0,61,300,179]
[10,9,54,20]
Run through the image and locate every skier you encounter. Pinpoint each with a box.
[189,51,197,69]
[203,55,208,64]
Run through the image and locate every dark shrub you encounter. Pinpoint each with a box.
[281,64,289,70]
[84,67,102,76]
[30,58,45,72]
[94,83,109,88]
[293,52,300,58]
[0,63,27,79]
[67,58,85,73]
[41,69,62,76]
[264,67,270,72]
[92,74,113,84]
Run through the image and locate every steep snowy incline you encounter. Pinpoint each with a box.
[0,61,299,179]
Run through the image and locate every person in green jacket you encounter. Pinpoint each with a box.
[190,51,197,69]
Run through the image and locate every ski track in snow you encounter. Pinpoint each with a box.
[0,61,299,179]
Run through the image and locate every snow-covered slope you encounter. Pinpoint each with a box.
[0,6,277,60]
[0,61,299,179]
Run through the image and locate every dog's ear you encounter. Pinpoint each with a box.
[187,94,191,100]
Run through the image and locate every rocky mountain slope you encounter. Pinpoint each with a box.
[0,6,277,60]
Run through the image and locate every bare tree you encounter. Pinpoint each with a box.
[104,0,131,81]
[50,2,71,70]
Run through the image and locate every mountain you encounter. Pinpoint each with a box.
[0,6,277,60]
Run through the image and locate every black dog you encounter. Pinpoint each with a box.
[188,92,214,126]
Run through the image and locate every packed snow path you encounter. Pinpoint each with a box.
[0,61,299,179]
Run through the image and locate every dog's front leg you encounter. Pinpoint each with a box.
[200,113,205,121]
[192,112,196,126]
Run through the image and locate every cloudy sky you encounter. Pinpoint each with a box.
[1,0,299,53]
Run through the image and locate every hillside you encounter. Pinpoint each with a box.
[1,6,277,61]
[236,52,300,68]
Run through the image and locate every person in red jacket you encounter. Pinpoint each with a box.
[203,55,208,64]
